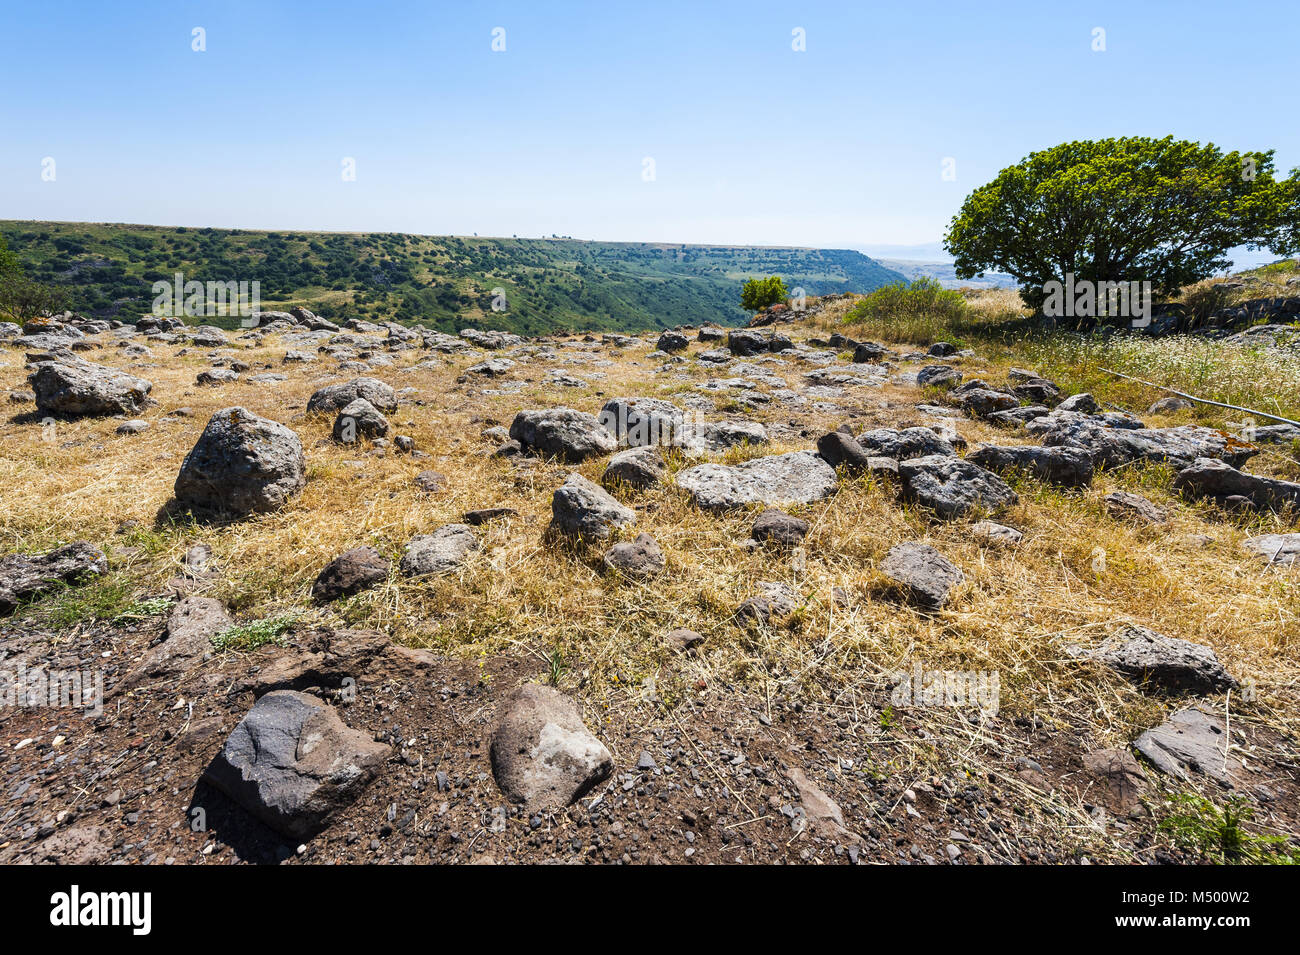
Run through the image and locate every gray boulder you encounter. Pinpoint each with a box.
[880,542,964,610]
[306,377,398,414]
[602,447,666,489]
[201,690,389,838]
[1103,491,1167,525]
[1173,457,1300,510]
[676,451,836,510]
[489,685,613,809]
[1242,533,1300,568]
[1090,625,1237,694]
[174,408,307,516]
[551,473,636,540]
[1042,420,1257,470]
[1135,707,1239,786]
[313,547,390,602]
[752,508,809,546]
[917,365,962,389]
[967,444,1094,488]
[116,596,231,692]
[857,427,954,460]
[657,330,689,352]
[899,455,1018,520]
[28,357,152,417]
[332,397,389,443]
[510,407,618,461]
[735,581,800,624]
[399,524,478,577]
[598,397,686,447]
[602,533,666,579]
[0,542,107,615]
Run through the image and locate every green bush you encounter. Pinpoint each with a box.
[842,277,968,343]
[740,275,788,311]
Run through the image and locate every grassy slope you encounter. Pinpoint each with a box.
[0,220,905,334]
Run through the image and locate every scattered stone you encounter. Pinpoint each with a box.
[857,427,954,460]
[462,507,517,525]
[602,447,666,490]
[489,684,613,809]
[413,470,447,493]
[735,581,800,624]
[201,689,389,838]
[312,547,390,602]
[788,767,858,842]
[1056,393,1099,414]
[752,508,809,546]
[917,365,962,389]
[1078,749,1147,815]
[399,525,478,577]
[306,377,398,414]
[196,369,238,386]
[1134,707,1240,786]
[1242,533,1300,568]
[899,455,1018,520]
[116,596,232,691]
[510,407,618,462]
[1173,457,1300,510]
[28,357,152,417]
[665,628,705,653]
[970,521,1024,545]
[174,407,307,516]
[657,330,689,352]
[1103,491,1167,525]
[967,444,1094,488]
[880,542,964,610]
[115,419,149,435]
[676,452,836,510]
[551,473,636,540]
[332,397,389,442]
[602,533,666,579]
[1148,396,1194,415]
[1090,624,1238,694]
[0,542,108,615]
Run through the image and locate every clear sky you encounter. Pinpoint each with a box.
[3,0,1297,252]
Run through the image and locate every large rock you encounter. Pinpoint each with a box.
[735,581,801,624]
[1042,420,1257,470]
[174,408,307,516]
[752,508,809,546]
[602,533,666,579]
[115,596,232,692]
[1135,707,1240,786]
[1090,625,1237,694]
[399,525,478,576]
[201,690,389,838]
[1173,457,1300,510]
[899,455,1018,520]
[1103,491,1167,525]
[967,444,1094,489]
[727,329,770,356]
[676,452,836,510]
[657,330,689,352]
[306,377,397,414]
[28,357,152,417]
[551,473,636,540]
[312,547,390,602]
[510,407,618,462]
[857,427,956,460]
[880,542,964,610]
[0,542,107,615]
[1242,533,1300,568]
[598,397,686,448]
[916,365,962,389]
[602,447,666,490]
[489,685,613,809]
[331,398,389,443]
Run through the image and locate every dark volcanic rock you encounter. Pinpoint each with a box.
[899,455,1018,520]
[0,541,108,615]
[880,542,964,610]
[201,689,389,838]
[510,407,618,462]
[312,546,390,602]
[28,357,152,417]
[174,407,306,516]
[967,444,1094,489]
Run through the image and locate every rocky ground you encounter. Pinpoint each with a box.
[1,302,1297,865]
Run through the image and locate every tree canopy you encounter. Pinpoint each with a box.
[740,275,788,311]
[944,137,1300,308]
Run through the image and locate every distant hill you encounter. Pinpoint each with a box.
[875,259,1019,290]
[0,221,906,334]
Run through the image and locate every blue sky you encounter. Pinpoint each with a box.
[3,0,1297,254]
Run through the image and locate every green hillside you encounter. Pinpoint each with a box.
[0,221,905,334]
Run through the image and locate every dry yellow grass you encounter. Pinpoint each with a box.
[2,306,1298,855]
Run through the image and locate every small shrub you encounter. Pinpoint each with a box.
[843,277,969,343]
[211,614,298,652]
[740,276,788,311]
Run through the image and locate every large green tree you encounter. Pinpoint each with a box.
[945,137,1300,308]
